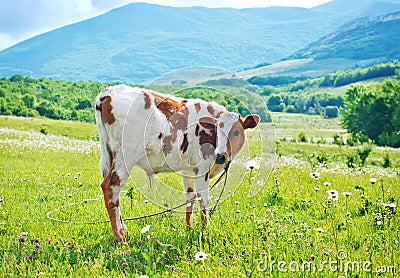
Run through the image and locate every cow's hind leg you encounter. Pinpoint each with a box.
[101,163,130,244]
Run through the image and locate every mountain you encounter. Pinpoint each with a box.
[0,1,400,83]
[242,11,400,78]
[290,12,400,61]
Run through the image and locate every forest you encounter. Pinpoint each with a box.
[254,60,400,117]
[0,61,399,147]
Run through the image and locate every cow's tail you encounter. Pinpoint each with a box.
[94,93,112,178]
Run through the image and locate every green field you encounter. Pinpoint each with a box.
[0,116,398,277]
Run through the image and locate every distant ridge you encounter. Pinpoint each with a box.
[0,1,399,82]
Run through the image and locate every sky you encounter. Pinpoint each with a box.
[0,0,331,51]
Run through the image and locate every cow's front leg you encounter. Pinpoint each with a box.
[195,174,210,226]
[182,176,197,227]
[101,169,128,244]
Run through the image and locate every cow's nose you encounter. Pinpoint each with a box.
[215,154,226,164]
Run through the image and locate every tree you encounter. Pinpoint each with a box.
[342,79,400,147]
[267,94,285,112]
[324,106,339,118]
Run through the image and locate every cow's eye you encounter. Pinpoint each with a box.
[233,130,240,136]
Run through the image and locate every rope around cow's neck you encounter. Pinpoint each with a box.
[46,163,230,225]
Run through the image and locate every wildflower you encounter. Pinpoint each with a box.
[327,190,339,201]
[310,254,316,260]
[139,275,149,278]
[234,201,240,205]
[35,243,40,249]
[369,178,377,184]
[323,182,331,187]
[141,225,150,234]
[46,239,51,244]
[342,192,352,197]
[314,187,319,191]
[376,220,382,226]
[316,228,324,233]
[21,232,28,236]
[310,171,320,180]
[18,236,25,242]
[236,210,242,213]
[143,200,149,204]
[244,160,260,170]
[27,254,33,259]
[194,251,208,261]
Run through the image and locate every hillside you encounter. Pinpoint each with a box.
[244,11,400,78]
[290,12,400,62]
[0,1,400,83]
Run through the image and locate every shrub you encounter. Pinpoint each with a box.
[383,152,392,168]
[324,106,340,118]
[298,132,307,143]
[333,133,344,146]
[356,144,373,166]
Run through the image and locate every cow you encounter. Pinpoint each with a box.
[94,85,260,243]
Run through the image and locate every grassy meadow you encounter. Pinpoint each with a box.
[0,114,399,277]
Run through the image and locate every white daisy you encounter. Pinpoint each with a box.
[369,178,377,184]
[141,225,150,234]
[244,160,260,170]
[194,251,208,261]
[310,171,320,180]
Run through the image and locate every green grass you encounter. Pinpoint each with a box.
[268,112,346,140]
[0,116,399,277]
[0,116,98,140]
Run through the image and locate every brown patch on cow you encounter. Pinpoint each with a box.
[193,167,199,175]
[181,99,188,105]
[205,172,209,181]
[187,187,194,193]
[197,124,217,159]
[162,134,176,155]
[195,124,200,136]
[100,96,115,125]
[170,107,188,131]
[194,102,201,113]
[199,129,216,146]
[180,133,189,153]
[151,92,183,120]
[226,121,246,158]
[143,91,152,109]
[200,144,215,159]
[207,103,215,116]
[158,133,163,140]
[219,122,224,128]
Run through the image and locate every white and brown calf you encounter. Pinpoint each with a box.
[94,85,260,243]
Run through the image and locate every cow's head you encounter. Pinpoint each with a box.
[199,113,260,164]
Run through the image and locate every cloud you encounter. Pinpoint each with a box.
[0,0,97,38]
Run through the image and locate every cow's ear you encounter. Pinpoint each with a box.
[199,116,217,130]
[242,114,260,129]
